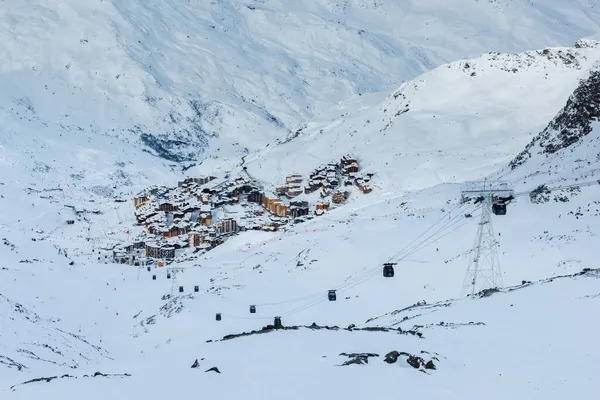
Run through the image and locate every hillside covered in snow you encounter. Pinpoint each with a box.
[3,0,600,163]
[245,39,600,194]
[1,1,600,399]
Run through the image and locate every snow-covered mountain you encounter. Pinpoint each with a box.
[3,0,600,162]
[245,39,600,193]
[507,58,600,186]
[2,2,600,399]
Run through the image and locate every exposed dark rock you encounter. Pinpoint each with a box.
[213,323,420,343]
[511,69,600,169]
[0,355,27,370]
[424,360,437,370]
[341,358,366,366]
[220,325,300,341]
[529,185,551,204]
[383,350,440,371]
[10,372,131,391]
[406,355,423,369]
[339,352,379,366]
[475,287,500,298]
[139,132,194,162]
[205,367,221,373]
[191,359,200,368]
[307,323,339,331]
[384,351,400,364]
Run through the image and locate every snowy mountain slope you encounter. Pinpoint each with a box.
[503,61,600,188]
[245,40,600,194]
[2,169,598,386]
[2,4,600,396]
[2,148,599,396]
[3,0,600,162]
[0,229,115,389]
[5,263,599,399]
[0,291,111,381]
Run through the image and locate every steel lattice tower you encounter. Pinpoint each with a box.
[460,195,503,297]
[460,180,513,298]
[167,267,184,294]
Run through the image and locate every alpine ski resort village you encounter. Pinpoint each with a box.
[1,1,599,399]
[117,154,372,266]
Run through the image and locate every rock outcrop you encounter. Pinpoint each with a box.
[511,68,600,169]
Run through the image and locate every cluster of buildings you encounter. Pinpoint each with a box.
[108,155,374,265]
[306,154,373,199]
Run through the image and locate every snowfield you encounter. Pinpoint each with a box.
[2,0,600,161]
[245,40,600,193]
[1,1,600,399]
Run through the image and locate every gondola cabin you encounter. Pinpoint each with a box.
[179,286,184,293]
[194,285,199,292]
[167,273,171,279]
[147,266,151,272]
[383,263,396,278]
[273,316,283,329]
[492,203,507,215]
[216,313,222,321]
[328,290,337,301]
[152,274,156,280]
[250,305,256,314]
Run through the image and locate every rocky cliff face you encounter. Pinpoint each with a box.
[511,67,600,169]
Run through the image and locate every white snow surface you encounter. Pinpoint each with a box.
[2,0,600,160]
[245,41,600,193]
[1,2,600,399]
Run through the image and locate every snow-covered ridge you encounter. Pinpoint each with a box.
[511,65,600,166]
[3,0,600,162]
[245,41,600,195]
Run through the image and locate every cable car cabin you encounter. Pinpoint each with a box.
[492,203,507,215]
[147,266,151,272]
[328,290,337,301]
[250,305,256,314]
[179,286,184,293]
[152,275,156,280]
[194,285,199,293]
[383,263,396,278]
[216,313,222,321]
[273,316,283,329]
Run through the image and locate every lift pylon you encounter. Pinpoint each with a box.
[460,180,513,297]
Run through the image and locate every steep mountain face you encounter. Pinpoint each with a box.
[2,0,600,163]
[510,65,600,174]
[245,41,600,193]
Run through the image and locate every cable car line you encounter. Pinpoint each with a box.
[274,206,481,318]
[512,178,599,198]
[211,202,471,318]
[332,202,469,292]
[335,208,480,296]
[201,176,599,323]
[278,212,480,318]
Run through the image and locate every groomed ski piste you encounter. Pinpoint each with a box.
[2,2,600,399]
